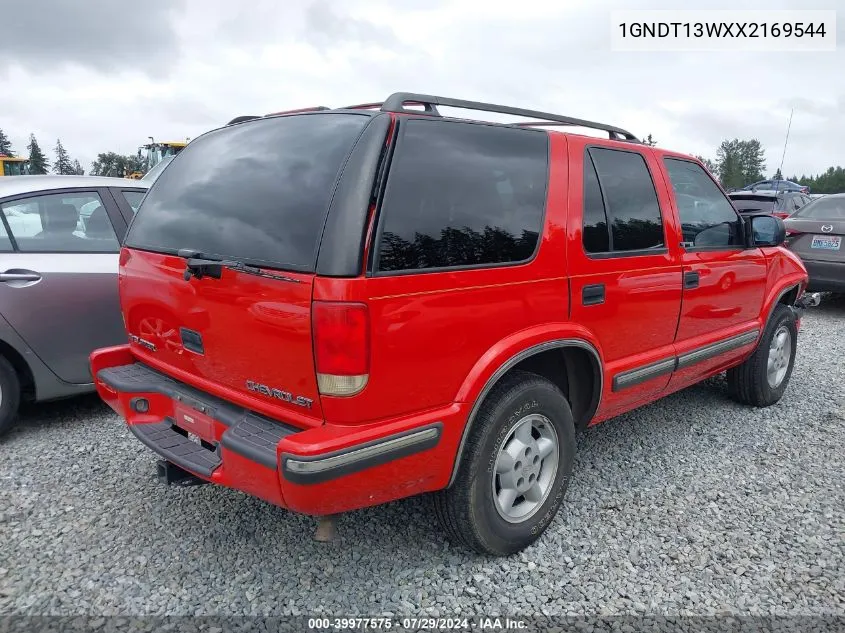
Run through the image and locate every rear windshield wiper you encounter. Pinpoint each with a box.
[177,249,301,283]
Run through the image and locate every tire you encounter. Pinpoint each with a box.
[434,370,576,556]
[727,304,798,407]
[0,355,21,437]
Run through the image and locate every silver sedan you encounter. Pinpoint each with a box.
[0,175,149,434]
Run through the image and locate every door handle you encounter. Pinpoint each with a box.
[582,283,606,306]
[0,271,42,282]
[684,271,700,289]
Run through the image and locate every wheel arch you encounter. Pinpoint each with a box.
[0,338,35,402]
[448,336,603,487]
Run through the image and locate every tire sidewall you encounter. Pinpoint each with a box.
[758,305,798,402]
[0,355,20,436]
[469,380,575,554]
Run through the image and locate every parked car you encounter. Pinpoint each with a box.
[741,179,810,194]
[728,190,812,219]
[91,92,811,555]
[0,175,149,434]
[784,193,845,293]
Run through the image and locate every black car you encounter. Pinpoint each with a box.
[727,190,812,220]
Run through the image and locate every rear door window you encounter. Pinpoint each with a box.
[125,114,370,271]
[375,119,548,273]
[582,147,665,254]
[0,217,12,251]
[1,192,120,252]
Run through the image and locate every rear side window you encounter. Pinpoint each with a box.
[121,190,145,214]
[125,114,370,271]
[375,120,548,273]
[582,147,664,254]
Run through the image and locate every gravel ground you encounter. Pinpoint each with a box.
[1,297,843,618]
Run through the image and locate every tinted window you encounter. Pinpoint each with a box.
[1,192,119,252]
[376,120,548,272]
[666,159,742,247]
[794,197,845,219]
[125,114,369,271]
[0,215,12,251]
[122,190,145,214]
[729,195,777,213]
[586,148,664,252]
[582,155,609,253]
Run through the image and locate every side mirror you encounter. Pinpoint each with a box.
[747,214,786,247]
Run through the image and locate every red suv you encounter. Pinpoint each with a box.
[91,93,810,555]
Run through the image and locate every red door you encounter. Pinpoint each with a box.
[566,138,683,421]
[660,157,768,390]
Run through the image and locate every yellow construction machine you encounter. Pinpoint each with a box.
[126,138,189,179]
[0,155,31,176]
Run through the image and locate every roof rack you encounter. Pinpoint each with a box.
[265,106,331,116]
[377,92,639,142]
[343,100,441,115]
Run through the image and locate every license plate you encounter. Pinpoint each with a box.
[811,235,841,250]
[174,403,215,444]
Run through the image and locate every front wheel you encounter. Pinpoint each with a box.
[433,370,576,556]
[727,304,798,407]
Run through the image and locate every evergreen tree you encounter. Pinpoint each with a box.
[27,134,49,174]
[695,155,718,176]
[53,138,75,175]
[72,159,84,175]
[0,128,13,156]
[715,138,766,188]
[643,134,657,147]
[773,168,783,181]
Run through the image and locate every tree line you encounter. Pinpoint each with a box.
[0,127,143,177]
[4,124,844,192]
[693,138,843,194]
[644,134,844,194]
[0,128,85,175]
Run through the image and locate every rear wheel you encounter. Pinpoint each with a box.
[727,304,797,407]
[0,355,21,437]
[433,370,576,556]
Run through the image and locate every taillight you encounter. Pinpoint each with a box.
[773,212,790,220]
[784,229,803,245]
[312,301,370,396]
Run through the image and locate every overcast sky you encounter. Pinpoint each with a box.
[1,0,843,178]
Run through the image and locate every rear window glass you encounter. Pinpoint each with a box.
[794,197,845,219]
[375,119,548,273]
[125,114,369,271]
[729,196,779,212]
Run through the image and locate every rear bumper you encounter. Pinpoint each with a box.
[90,345,463,515]
[803,259,845,293]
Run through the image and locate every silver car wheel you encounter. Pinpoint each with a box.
[767,325,792,389]
[492,413,559,523]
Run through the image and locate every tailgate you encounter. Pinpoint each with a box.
[121,249,323,422]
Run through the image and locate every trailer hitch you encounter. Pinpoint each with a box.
[156,460,208,487]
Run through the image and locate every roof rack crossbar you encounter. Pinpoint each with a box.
[380,92,638,141]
